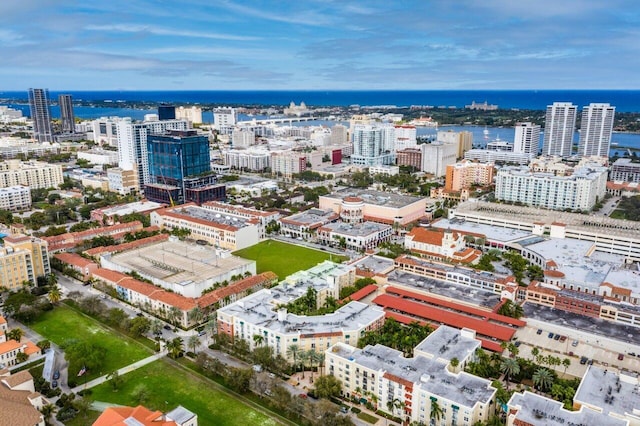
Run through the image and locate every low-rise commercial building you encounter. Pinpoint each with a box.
[201,201,279,240]
[317,221,393,251]
[326,326,497,425]
[77,149,119,166]
[150,204,259,250]
[107,167,139,195]
[611,158,640,182]
[404,227,481,264]
[0,160,63,189]
[279,208,338,239]
[90,201,165,225]
[43,221,144,252]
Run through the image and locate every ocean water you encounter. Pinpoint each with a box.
[1,89,640,111]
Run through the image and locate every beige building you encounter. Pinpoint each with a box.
[0,370,46,426]
[150,204,260,250]
[0,160,63,189]
[270,151,307,181]
[437,130,473,158]
[326,326,496,425]
[175,106,203,124]
[0,234,50,290]
[217,261,385,360]
[445,160,495,192]
[107,167,139,195]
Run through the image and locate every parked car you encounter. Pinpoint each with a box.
[298,393,308,399]
[163,325,171,330]
[514,341,522,347]
[572,340,579,347]
[548,332,554,338]
[618,354,624,361]
[340,406,349,414]
[536,329,543,335]
[53,370,60,380]
[554,334,561,340]
[559,336,567,342]
[580,356,589,365]
[52,380,58,388]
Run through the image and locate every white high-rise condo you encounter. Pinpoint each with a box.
[351,124,396,166]
[513,122,540,155]
[577,103,615,158]
[542,102,577,157]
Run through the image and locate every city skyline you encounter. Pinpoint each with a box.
[0,1,639,91]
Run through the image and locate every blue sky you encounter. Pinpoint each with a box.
[0,0,638,90]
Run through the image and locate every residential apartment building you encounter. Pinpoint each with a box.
[175,106,203,124]
[224,148,271,172]
[421,143,457,177]
[90,116,124,146]
[444,160,494,192]
[396,148,422,170]
[116,118,189,191]
[0,234,50,289]
[437,130,473,158]
[0,186,31,211]
[213,107,237,130]
[494,164,608,211]
[368,165,399,176]
[326,326,497,425]
[351,124,396,166]
[513,122,540,155]
[77,149,119,166]
[43,221,144,252]
[58,94,75,134]
[317,221,393,251]
[217,261,385,360]
[270,151,307,181]
[150,204,259,250]
[319,188,426,226]
[578,103,615,158]
[0,160,64,189]
[394,125,417,150]
[107,167,139,195]
[232,128,255,148]
[464,149,532,165]
[542,102,577,158]
[28,88,53,143]
[610,158,640,182]
[331,124,348,145]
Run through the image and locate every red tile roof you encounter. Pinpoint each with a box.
[156,205,239,231]
[84,233,169,257]
[53,253,98,269]
[197,272,278,308]
[341,284,377,303]
[93,405,177,426]
[407,227,457,246]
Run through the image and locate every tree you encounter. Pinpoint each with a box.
[151,319,163,341]
[132,384,150,405]
[532,367,554,392]
[501,358,520,389]
[562,358,571,377]
[40,403,56,424]
[107,370,123,391]
[47,273,58,287]
[167,306,182,327]
[429,399,443,426]
[7,328,23,342]
[313,375,342,399]
[187,335,200,354]
[64,341,105,374]
[128,317,151,337]
[16,351,28,363]
[253,334,265,348]
[166,337,184,359]
[252,346,275,369]
[450,357,460,369]
[226,367,253,393]
[73,396,92,419]
[48,286,61,304]
[287,344,301,373]
[188,306,204,324]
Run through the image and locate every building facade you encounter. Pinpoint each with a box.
[578,103,615,158]
[610,158,640,182]
[0,186,31,211]
[351,124,396,166]
[437,130,473,158]
[58,94,75,134]
[542,102,577,158]
[175,106,203,124]
[270,151,306,181]
[28,88,53,143]
[0,160,63,190]
[396,148,422,170]
[0,234,50,289]
[445,160,495,192]
[317,221,393,251]
[513,122,540,155]
[421,143,458,177]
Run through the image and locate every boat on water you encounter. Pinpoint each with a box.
[483,127,489,140]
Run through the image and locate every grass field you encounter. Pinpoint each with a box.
[30,305,152,380]
[89,359,279,426]
[233,240,348,279]
[357,412,379,424]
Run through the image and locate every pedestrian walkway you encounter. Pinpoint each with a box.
[91,401,126,411]
[70,351,167,393]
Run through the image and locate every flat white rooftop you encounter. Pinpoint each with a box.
[433,218,533,243]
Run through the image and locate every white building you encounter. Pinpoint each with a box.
[217,261,386,360]
[0,186,31,211]
[0,106,24,123]
[201,201,279,240]
[91,116,124,146]
[331,124,348,145]
[513,122,540,155]
[213,107,237,130]
[421,143,457,177]
[368,165,399,176]
[494,164,608,211]
[0,160,64,189]
[394,125,417,150]
[232,128,255,148]
[351,124,396,166]
[317,221,393,251]
[116,118,189,190]
[107,167,139,195]
[464,149,532,165]
[437,130,473,158]
[326,326,496,425]
[542,102,577,158]
[611,158,640,182]
[77,149,119,166]
[578,103,615,158]
[175,106,203,124]
[224,148,271,172]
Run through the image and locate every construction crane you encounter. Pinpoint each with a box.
[159,166,176,207]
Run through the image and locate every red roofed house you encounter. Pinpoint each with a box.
[93,404,197,426]
[53,252,99,281]
[43,221,144,252]
[404,227,480,264]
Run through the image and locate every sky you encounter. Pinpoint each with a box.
[0,0,639,90]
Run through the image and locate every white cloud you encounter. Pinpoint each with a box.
[85,24,260,41]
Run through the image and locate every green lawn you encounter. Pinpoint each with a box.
[233,240,348,279]
[357,412,379,424]
[89,359,279,426]
[30,305,152,380]
[63,410,101,426]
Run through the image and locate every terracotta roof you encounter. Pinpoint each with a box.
[0,340,23,355]
[341,284,377,303]
[1,234,31,244]
[0,317,5,325]
[93,405,177,426]
[551,222,566,227]
[407,227,451,246]
[23,342,40,356]
[84,233,169,256]
[152,291,197,311]
[93,268,131,284]
[197,272,278,308]
[543,270,565,278]
[343,196,363,203]
[53,252,98,269]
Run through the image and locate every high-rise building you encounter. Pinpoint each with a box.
[232,128,255,148]
[0,234,50,289]
[175,106,203,124]
[158,104,176,120]
[116,118,189,191]
[351,124,396,166]
[437,130,473,158]
[421,143,457,177]
[330,124,348,145]
[0,160,64,189]
[213,107,237,131]
[578,103,615,158]
[445,160,495,192]
[28,88,54,143]
[513,122,540,155]
[58,94,75,134]
[542,102,577,157]
[394,125,417,150]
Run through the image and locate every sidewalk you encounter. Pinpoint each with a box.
[70,351,167,393]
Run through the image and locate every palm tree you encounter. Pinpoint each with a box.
[167,307,181,327]
[531,347,540,360]
[166,337,184,359]
[187,335,200,354]
[253,334,265,348]
[48,285,61,304]
[307,349,322,383]
[7,328,23,342]
[47,273,58,287]
[287,344,301,373]
[40,403,56,424]
[532,367,554,392]
[299,350,310,379]
[562,358,571,377]
[500,358,520,389]
[429,400,443,426]
[151,319,162,341]
[188,306,204,325]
